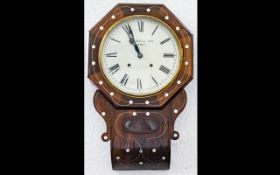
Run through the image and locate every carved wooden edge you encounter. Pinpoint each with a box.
[88,3,193,108]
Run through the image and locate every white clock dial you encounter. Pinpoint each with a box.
[99,15,182,96]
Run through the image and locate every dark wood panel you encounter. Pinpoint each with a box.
[94,89,187,170]
[88,3,193,170]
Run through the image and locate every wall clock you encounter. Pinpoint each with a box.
[88,3,193,170]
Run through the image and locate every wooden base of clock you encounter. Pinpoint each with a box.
[94,89,187,170]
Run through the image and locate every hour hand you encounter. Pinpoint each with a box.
[123,23,140,44]
[132,43,143,58]
[122,24,143,58]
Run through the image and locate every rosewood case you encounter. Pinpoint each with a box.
[88,3,193,170]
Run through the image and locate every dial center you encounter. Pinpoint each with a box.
[137,53,143,58]
[100,15,181,96]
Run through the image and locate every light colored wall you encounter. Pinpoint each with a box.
[85,0,197,174]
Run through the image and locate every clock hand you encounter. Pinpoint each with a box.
[122,24,143,58]
[132,42,142,58]
[127,25,144,58]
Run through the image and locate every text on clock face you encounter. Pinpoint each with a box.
[99,16,182,96]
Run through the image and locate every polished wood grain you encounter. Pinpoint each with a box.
[88,3,193,108]
[94,89,187,170]
[88,3,193,170]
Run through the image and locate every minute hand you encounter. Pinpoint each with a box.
[129,34,143,59]
[122,24,143,58]
[131,40,141,55]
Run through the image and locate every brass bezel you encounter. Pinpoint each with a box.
[98,15,183,98]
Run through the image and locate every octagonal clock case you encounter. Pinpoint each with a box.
[88,3,193,170]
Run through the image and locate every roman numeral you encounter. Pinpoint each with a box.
[152,25,158,35]
[159,65,171,74]
[120,74,129,86]
[108,64,120,74]
[151,76,158,86]
[109,36,121,43]
[137,78,142,90]
[138,20,144,32]
[122,24,130,34]
[105,52,117,57]
[163,53,175,58]
[160,38,170,45]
